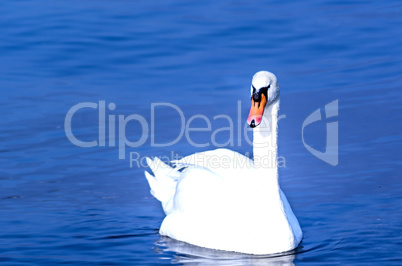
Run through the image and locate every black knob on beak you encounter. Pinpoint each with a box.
[253,93,260,102]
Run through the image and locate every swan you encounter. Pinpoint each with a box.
[144,71,302,255]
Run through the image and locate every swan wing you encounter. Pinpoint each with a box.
[145,157,181,215]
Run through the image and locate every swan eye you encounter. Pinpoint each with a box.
[260,84,270,93]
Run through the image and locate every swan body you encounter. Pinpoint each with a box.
[145,71,302,254]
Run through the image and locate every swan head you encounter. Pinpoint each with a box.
[247,71,279,128]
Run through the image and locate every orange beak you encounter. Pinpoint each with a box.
[247,94,267,128]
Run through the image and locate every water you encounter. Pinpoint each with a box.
[1,0,401,264]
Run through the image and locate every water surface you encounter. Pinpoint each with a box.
[1,0,402,264]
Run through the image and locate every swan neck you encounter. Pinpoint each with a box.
[252,99,280,177]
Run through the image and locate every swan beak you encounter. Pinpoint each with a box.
[247,94,267,128]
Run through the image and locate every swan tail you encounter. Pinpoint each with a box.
[145,157,179,214]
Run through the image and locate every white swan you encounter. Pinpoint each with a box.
[145,71,302,255]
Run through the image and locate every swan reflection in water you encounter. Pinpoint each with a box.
[155,236,297,265]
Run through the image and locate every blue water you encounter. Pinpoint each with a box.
[1,0,402,264]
